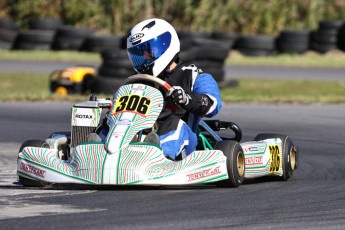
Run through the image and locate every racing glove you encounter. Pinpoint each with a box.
[167,86,191,106]
[166,86,213,116]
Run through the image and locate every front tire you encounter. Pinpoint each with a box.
[18,140,49,187]
[254,133,298,181]
[215,140,245,187]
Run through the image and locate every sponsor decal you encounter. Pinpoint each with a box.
[187,166,221,182]
[20,163,46,178]
[131,86,145,92]
[75,114,93,119]
[128,146,148,152]
[245,156,263,165]
[130,33,144,43]
[118,118,132,126]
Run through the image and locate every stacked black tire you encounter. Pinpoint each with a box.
[338,23,345,52]
[276,30,311,54]
[233,35,275,56]
[179,31,231,83]
[52,26,93,51]
[92,43,133,95]
[14,18,61,50]
[82,35,125,52]
[311,20,345,53]
[0,19,20,50]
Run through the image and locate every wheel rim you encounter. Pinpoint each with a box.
[289,146,296,170]
[55,86,68,96]
[237,151,245,177]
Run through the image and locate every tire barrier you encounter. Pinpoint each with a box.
[180,37,231,83]
[276,30,310,54]
[311,20,345,53]
[91,48,134,94]
[28,18,62,31]
[339,24,345,52]
[1,17,345,56]
[13,30,55,50]
[0,19,20,50]
[82,35,123,52]
[1,17,345,94]
[234,35,276,56]
[52,26,94,51]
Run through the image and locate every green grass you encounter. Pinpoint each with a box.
[0,72,105,101]
[1,49,345,68]
[1,72,345,103]
[0,50,101,62]
[227,50,345,68]
[221,78,345,104]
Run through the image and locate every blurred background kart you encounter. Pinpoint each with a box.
[49,65,95,96]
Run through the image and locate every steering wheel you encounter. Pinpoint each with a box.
[125,74,172,92]
[125,74,175,119]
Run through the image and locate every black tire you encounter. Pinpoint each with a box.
[237,48,274,56]
[100,48,128,60]
[211,31,238,47]
[16,30,55,43]
[0,40,13,50]
[0,19,20,31]
[52,37,85,50]
[179,48,198,62]
[103,58,133,69]
[14,42,51,50]
[83,35,122,52]
[14,30,55,50]
[91,76,127,94]
[277,30,311,42]
[234,35,275,50]
[276,41,310,54]
[82,74,94,93]
[276,30,310,54]
[311,31,338,44]
[215,140,245,187]
[310,42,338,54]
[318,20,345,30]
[0,28,18,43]
[194,46,229,61]
[18,140,49,187]
[254,133,298,181]
[192,37,232,50]
[55,26,94,38]
[97,65,134,78]
[28,18,62,30]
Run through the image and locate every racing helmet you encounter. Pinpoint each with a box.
[127,18,180,77]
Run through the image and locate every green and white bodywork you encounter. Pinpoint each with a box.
[17,76,298,187]
[17,83,229,185]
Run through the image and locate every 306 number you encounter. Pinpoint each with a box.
[114,95,151,116]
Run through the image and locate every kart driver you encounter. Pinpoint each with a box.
[126,18,222,160]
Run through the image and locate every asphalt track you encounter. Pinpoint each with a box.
[1,101,345,229]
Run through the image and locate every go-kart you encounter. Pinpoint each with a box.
[17,74,298,188]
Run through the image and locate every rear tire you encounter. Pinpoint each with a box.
[215,140,245,187]
[254,133,298,181]
[18,140,49,187]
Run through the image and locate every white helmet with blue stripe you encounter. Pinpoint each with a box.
[127,18,180,77]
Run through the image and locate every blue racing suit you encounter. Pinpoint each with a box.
[157,61,222,160]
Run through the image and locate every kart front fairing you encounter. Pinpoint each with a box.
[17,82,229,185]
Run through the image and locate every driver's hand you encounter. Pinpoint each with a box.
[166,86,191,106]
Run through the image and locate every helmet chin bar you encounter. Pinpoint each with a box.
[138,64,154,76]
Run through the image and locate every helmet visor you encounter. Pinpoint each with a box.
[128,32,172,70]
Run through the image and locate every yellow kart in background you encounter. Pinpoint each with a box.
[50,66,96,96]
